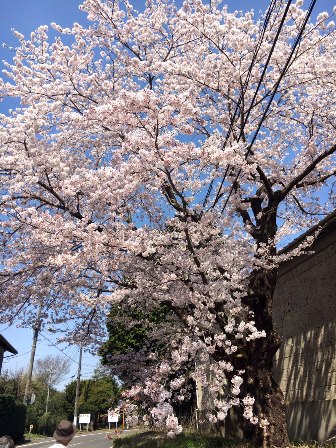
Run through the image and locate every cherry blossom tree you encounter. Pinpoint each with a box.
[1,0,335,446]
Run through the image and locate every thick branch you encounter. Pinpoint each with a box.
[279,144,336,199]
[296,169,336,188]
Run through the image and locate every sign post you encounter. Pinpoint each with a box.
[108,410,119,430]
[79,413,91,431]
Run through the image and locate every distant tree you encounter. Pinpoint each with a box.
[0,368,26,401]
[35,355,71,389]
[100,302,197,423]
[82,377,120,428]
[63,380,77,422]
[64,376,120,429]
[34,355,71,413]
[0,365,69,436]
[26,385,67,436]
[100,301,179,385]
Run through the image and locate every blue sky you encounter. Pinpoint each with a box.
[0,0,335,390]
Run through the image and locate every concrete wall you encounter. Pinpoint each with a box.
[273,223,336,443]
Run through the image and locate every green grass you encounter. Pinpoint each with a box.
[16,434,50,445]
[23,433,48,439]
[114,431,249,448]
[293,444,336,448]
[113,431,336,448]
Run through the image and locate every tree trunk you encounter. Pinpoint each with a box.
[239,206,290,447]
[45,385,50,414]
[241,266,290,448]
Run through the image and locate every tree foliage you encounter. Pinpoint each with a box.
[0,368,26,400]
[0,368,68,436]
[0,0,335,446]
[100,302,180,385]
[26,387,68,436]
[64,376,120,428]
[0,394,27,442]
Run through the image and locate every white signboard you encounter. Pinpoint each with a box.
[79,413,91,424]
[108,410,119,423]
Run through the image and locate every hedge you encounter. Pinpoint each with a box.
[0,394,27,442]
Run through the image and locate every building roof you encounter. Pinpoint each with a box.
[280,209,336,254]
[0,334,18,355]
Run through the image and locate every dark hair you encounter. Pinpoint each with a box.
[0,436,15,448]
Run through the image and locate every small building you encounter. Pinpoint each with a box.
[0,335,18,374]
[273,211,336,443]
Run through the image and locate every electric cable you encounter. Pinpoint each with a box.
[203,0,278,207]
[211,0,294,209]
[220,0,317,214]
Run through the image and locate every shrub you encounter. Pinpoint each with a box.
[0,394,27,442]
[37,412,56,436]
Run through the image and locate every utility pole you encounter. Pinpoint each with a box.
[23,301,43,404]
[73,344,83,427]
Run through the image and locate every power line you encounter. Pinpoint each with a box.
[203,0,278,207]
[39,333,79,364]
[0,314,23,333]
[211,0,294,209]
[3,350,31,360]
[245,0,317,159]
[220,0,317,214]
[39,332,99,369]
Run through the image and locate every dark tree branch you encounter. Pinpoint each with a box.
[279,144,336,200]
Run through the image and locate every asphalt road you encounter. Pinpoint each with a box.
[20,430,130,448]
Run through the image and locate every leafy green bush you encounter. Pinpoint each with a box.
[0,394,27,442]
[26,386,68,436]
[37,412,57,436]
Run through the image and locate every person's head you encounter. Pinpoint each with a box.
[0,436,14,448]
[53,420,76,446]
